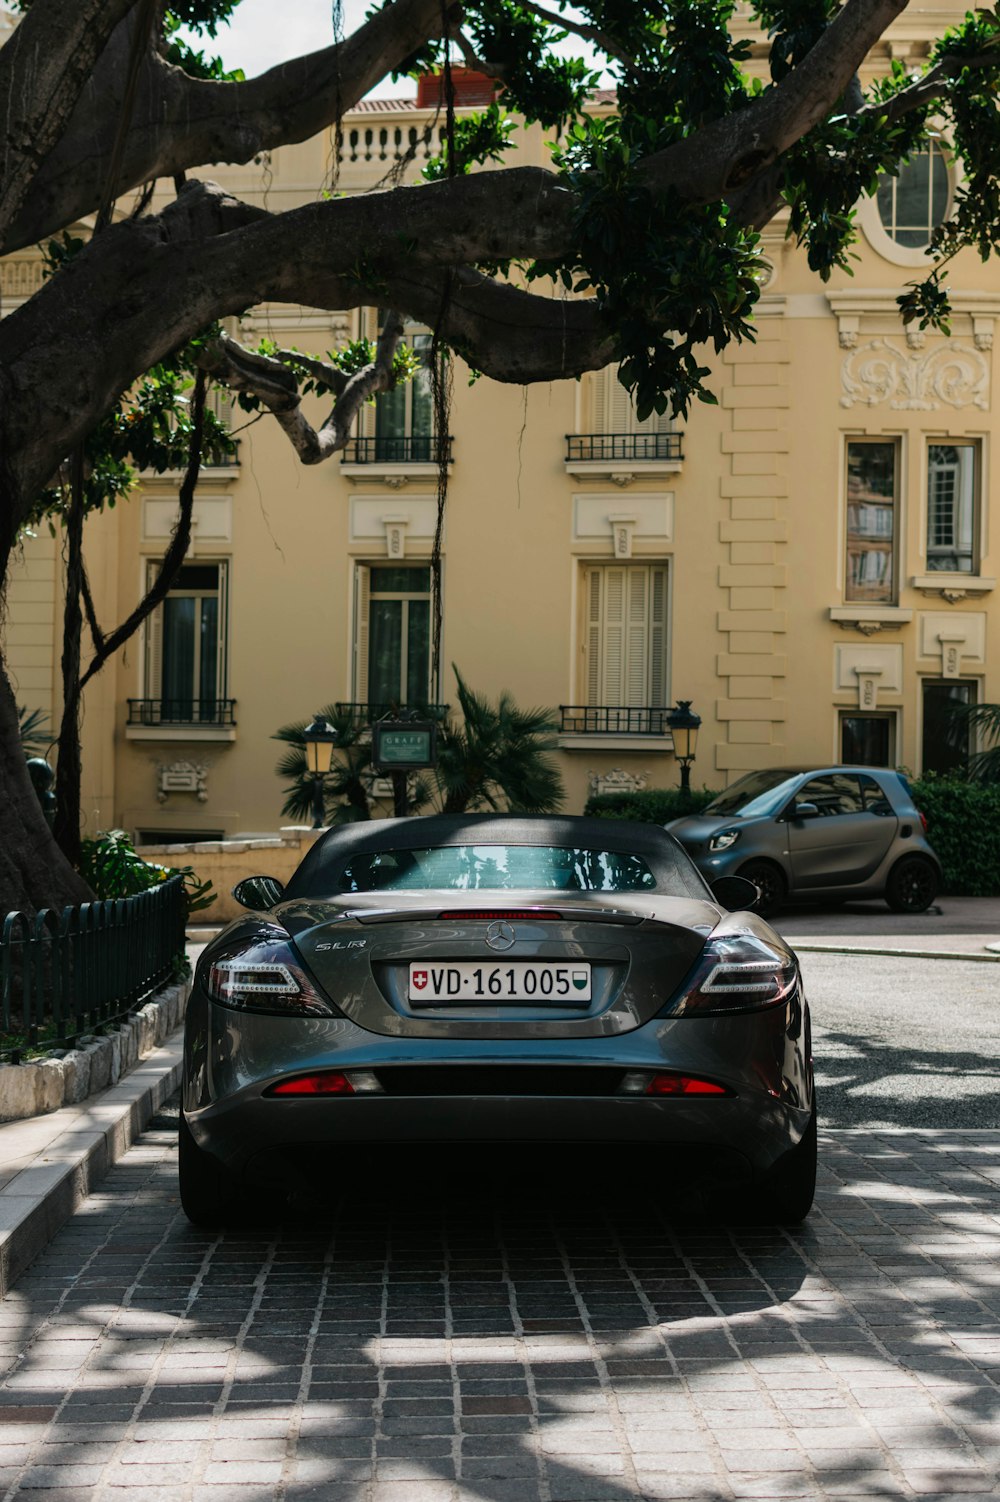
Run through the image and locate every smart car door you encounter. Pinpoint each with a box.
[785,772,890,888]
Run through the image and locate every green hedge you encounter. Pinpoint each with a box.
[585,776,1000,896]
[909,775,1000,897]
[584,787,720,824]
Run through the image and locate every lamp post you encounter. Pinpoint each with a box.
[668,699,701,802]
[302,716,338,829]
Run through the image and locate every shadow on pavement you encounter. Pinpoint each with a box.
[1,1113,999,1498]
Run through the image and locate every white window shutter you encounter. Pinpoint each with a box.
[602,565,626,704]
[354,564,371,701]
[649,566,668,706]
[625,569,648,706]
[144,560,163,699]
[216,561,229,697]
[585,568,602,705]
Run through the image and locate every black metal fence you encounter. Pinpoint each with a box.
[559,706,674,736]
[1,875,187,1062]
[335,701,450,731]
[565,433,683,463]
[127,698,237,727]
[342,436,453,465]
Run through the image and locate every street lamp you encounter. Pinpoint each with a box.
[302,716,338,829]
[668,699,701,800]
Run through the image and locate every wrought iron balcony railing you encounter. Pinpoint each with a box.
[335,702,450,730]
[342,436,454,465]
[565,433,683,463]
[127,698,237,727]
[559,706,673,736]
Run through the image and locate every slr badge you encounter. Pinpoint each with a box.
[485,920,516,952]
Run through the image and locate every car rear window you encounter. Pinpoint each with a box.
[338,844,658,893]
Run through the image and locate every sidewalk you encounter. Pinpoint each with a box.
[774,894,1000,960]
[0,1034,183,1297]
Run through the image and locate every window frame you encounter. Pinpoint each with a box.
[925,439,981,576]
[838,710,898,769]
[580,560,671,711]
[143,559,229,717]
[844,437,900,606]
[920,678,978,776]
[353,561,433,706]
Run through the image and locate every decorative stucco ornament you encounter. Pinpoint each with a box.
[840,339,989,411]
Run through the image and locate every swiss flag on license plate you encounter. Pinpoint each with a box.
[412,970,428,990]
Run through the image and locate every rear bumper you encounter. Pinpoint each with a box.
[183,987,813,1185]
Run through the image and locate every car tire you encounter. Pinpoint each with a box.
[178,1110,230,1226]
[178,1111,277,1227]
[884,855,939,913]
[758,1100,817,1224]
[737,859,787,917]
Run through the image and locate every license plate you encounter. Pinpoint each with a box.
[408,961,592,1005]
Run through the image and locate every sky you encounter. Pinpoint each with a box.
[179,0,601,96]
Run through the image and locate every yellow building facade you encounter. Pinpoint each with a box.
[3,3,998,841]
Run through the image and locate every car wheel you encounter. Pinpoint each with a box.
[178,1111,276,1227]
[759,1100,817,1224]
[737,859,787,917]
[885,855,939,913]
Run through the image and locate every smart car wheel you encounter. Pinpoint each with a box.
[737,859,787,917]
[885,855,938,914]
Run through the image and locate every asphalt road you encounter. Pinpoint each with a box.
[799,949,1000,1128]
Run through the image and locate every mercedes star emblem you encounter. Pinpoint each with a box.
[485,920,517,952]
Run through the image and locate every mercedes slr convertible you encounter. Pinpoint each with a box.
[180,815,815,1225]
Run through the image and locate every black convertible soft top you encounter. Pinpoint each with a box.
[284,813,709,899]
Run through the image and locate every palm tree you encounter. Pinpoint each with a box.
[273,704,375,824]
[433,668,564,814]
[945,702,1000,784]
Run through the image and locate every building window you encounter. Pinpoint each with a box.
[375,331,434,460]
[840,711,896,768]
[354,564,431,706]
[927,442,978,573]
[876,141,949,249]
[922,680,975,775]
[583,563,669,712]
[846,440,897,603]
[144,562,228,722]
[588,367,675,459]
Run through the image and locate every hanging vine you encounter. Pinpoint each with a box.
[429,3,458,702]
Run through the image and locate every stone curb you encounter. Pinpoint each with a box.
[793,942,1000,962]
[0,1030,184,1298]
[0,980,190,1124]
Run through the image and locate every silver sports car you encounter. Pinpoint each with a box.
[180,815,815,1225]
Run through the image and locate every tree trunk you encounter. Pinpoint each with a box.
[53,454,85,866]
[0,654,91,915]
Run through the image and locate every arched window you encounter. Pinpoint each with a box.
[876,141,949,249]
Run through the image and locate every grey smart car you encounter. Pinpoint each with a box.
[667,766,940,916]
[180,814,815,1226]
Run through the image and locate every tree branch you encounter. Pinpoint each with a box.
[0,0,140,248]
[1,0,456,254]
[77,371,206,693]
[856,51,1000,125]
[516,0,638,68]
[637,0,911,200]
[80,564,106,656]
[197,316,404,464]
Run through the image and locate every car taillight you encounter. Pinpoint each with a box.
[203,929,335,1016]
[669,931,799,1016]
[266,1071,354,1096]
[919,810,929,834]
[645,1073,729,1096]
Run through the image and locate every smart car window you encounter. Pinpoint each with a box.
[339,845,659,892]
[859,774,893,815]
[705,770,802,818]
[797,774,864,816]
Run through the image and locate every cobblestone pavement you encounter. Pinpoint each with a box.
[2,1124,1000,1502]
